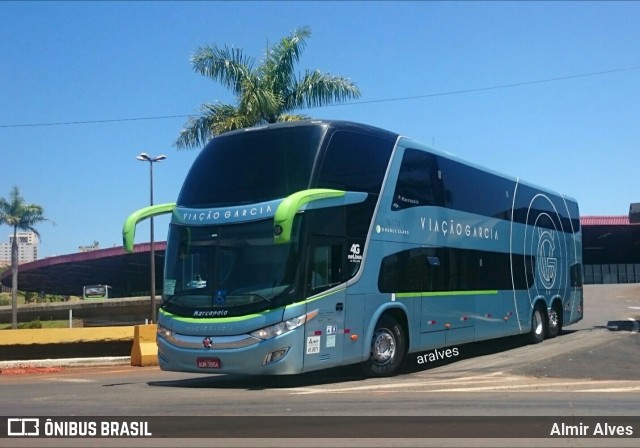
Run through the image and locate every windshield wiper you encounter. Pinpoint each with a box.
[237,292,272,304]
[161,293,209,309]
[161,295,177,308]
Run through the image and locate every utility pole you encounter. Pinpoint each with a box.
[136,152,166,323]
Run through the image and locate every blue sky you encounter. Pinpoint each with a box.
[1,1,639,258]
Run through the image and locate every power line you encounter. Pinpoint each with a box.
[0,114,190,129]
[329,65,640,106]
[1,66,638,129]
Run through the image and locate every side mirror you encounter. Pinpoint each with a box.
[122,203,176,252]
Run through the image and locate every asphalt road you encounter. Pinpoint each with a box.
[1,284,639,448]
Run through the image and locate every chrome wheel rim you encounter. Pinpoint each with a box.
[371,329,396,365]
[548,309,558,332]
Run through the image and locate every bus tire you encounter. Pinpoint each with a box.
[546,302,563,339]
[528,305,545,344]
[363,314,406,377]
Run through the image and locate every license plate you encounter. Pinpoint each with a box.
[197,357,222,369]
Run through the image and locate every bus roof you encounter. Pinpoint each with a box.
[213,119,400,141]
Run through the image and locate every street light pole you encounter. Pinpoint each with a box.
[137,152,166,323]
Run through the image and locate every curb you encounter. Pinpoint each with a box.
[0,356,131,370]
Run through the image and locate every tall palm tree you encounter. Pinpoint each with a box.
[0,186,49,329]
[176,26,361,149]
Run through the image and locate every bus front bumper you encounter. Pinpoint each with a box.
[156,329,304,375]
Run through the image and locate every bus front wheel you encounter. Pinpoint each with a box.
[363,314,406,377]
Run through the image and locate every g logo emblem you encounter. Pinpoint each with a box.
[537,227,557,290]
[523,194,567,304]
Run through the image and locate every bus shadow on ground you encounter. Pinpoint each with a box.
[147,363,366,390]
[402,335,524,374]
[147,330,577,390]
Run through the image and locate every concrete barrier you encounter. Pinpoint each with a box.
[130,324,158,367]
[0,325,158,367]
[0,326,134,345]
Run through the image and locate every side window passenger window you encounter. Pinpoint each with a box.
[392,148,443,210]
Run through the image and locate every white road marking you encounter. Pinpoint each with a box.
[285,372,640,395]
[286,372,508,395]
[582,386,640,392]
[45,378,95,383]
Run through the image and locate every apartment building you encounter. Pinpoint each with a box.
[0,231,39,266]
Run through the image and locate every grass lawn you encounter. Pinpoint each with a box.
[0,293,82,329]
[0,319,74,330]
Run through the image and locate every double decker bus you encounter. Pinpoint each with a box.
[123,120,582,377]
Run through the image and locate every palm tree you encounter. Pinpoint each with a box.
[0,186,49,329]
[175,26,361,149]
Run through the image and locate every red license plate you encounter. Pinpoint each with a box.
[197,357,222,369]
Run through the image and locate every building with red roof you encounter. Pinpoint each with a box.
[581,215,640,284]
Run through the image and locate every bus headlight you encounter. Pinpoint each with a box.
[250,309,318,340]
[251,322,287,340]
[157,323,175,341]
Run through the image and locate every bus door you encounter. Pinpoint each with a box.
[302,243,347,372]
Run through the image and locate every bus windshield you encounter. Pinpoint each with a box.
[162,218,302,317]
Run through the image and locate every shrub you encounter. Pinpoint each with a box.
[27,318,42,329]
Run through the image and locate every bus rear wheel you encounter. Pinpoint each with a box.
[528,306,545,344]
[363,314,406,377]
[546,303,563,339]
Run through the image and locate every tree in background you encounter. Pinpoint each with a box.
[0,186,50,329]
[175,26,361,149]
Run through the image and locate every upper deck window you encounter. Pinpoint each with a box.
[315,130,395,194]
[178,126,322,208]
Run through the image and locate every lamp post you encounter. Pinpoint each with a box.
[137,152,166,323]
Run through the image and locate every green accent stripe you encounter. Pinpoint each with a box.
[159,288,345,323]
[159,308,273,323]
[304,287,346,303]
[396,290,498,298]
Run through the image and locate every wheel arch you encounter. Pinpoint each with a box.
[549,295,564,314]
[362,303,410,361]
[530,296,549,321]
